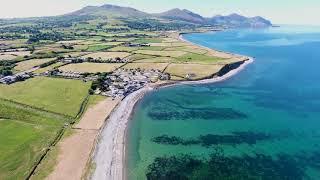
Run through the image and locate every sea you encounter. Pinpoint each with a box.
[126,25,320,180]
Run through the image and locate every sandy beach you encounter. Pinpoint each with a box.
[91,58,254,180]
[91,86,155,180]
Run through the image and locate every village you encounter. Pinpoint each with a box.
[98,68,170,98]
[0,41,171,98]
[0,72,32,84]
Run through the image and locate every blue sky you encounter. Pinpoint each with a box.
[1,0,319,25]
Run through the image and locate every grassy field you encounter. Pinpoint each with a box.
[134,57,175,63]
[8,51,31,56]
[122,62,169,71]
[108,46,139,52]
[34,47,71,55]
[109,46,165,52]
[0,54,17,61]
[170,42,190,47]
[127,54,156,61]
[137,46,166,51]
[72,45,89,51]
[82,52,131,60]
[165,63,223,80]
[14,58,54,71]
[98,42,124,46]
[59,62,124,73]
[133,50,187,57]
[0,100,66,180]
[63,52,89,58]
[0,77,91,117]
[57,40,84,45]
[133,38,163,43]
[162,38,180,43]
[34,62,65,74]
[148,42,172,47]
[87,44,112,52]
[174,53,226,64]
[164,45,208,54]
[86,95,107,109]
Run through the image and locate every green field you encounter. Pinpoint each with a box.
[174,53,226,64]
[123,62,169,71]
[165,63,223,80]
[34,62,65,74]
[133,57,175,63]
[133,38,163,43]
[87,44,112,52]
[59,62,124,73]
[14,58,54,72]
[0,77,91,117]
[0,100,67,180]
[133,50,187,57]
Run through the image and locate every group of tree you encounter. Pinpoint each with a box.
[124,19,197,31]
[89,72,110,94]
[27,31,64,44]
[0,61,15,76]
[39,59,58,68]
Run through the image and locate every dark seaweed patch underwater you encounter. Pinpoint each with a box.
[148,107,247,121]
[146,148,316,180]
[151,132,272,147]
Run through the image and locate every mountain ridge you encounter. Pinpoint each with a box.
[67,4,273,28]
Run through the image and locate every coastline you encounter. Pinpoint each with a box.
[91,33,254,180]
[178,32,250,61]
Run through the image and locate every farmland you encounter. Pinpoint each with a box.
[82,52,131,60]
[174,53,225,64]
[165,63,223,80]
[0,99,67,180]
[133,50,188,57]
[0,51,31,61]
[59,62,124,73]
[14,58,54,72]
[34,62,65,74]
[133,57,175,63]
[0,77,91,117]
[0,54,17,61]
[122,62,169,71]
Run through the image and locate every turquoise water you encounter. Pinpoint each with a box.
[126,26,320,179]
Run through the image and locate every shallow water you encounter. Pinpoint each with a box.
[126,26,320,179]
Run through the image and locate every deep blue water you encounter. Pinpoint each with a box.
[127,26,320,179]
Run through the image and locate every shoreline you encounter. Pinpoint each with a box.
[178,33,251,61]
[91,33,254,180]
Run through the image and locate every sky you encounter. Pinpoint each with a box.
[0,0,319,25]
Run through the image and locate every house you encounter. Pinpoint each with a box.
[0,76,16,84]
[0,73,32,85]
[186,73,197,79]
[124,42,150,47]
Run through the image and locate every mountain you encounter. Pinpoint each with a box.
[68,4,148,18]
[207,13,272,28]
[67,4,272,28]
[154,8,206,24]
